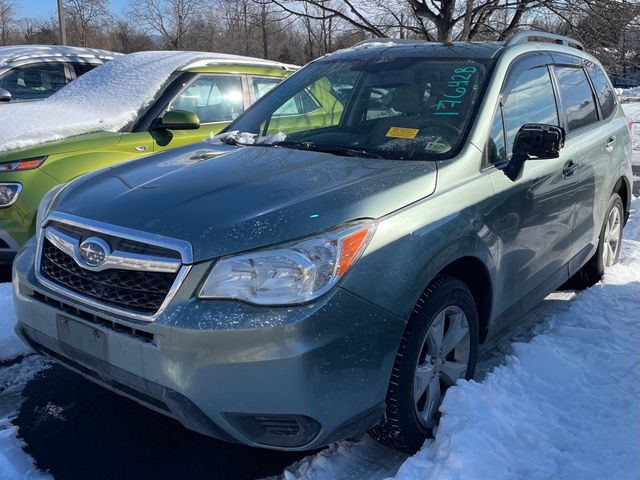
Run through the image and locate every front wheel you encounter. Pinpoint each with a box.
[370,275,479,453]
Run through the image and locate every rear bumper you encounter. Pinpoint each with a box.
[12,238,405,450]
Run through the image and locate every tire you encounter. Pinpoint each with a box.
[570,193,624,289]
[369,275,479,453]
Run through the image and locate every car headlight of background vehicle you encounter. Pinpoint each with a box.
[199,221,375,305]
[0,156,47,172]
[0,183,22,207]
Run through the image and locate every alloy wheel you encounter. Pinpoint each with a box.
[602,204,622,268]
[413,305,470,428]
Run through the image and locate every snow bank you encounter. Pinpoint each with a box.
[622,103,640,166]
[0,283,28,362]
[622,102,640,123]
[272,437,407,480]
[0,353,50,480]
[618,86,640,99]
[0,51,284,153]
[0,280,49,480]
[0,419,51,480]
[389,198,640,480]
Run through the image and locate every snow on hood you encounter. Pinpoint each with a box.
[208,130,286,145]
[0,51,282,153]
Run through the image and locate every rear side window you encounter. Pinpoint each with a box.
[586,62,616,119]
[554,66,598,131]
[71,62,98,78]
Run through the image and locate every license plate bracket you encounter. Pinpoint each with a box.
[56,315,108,362]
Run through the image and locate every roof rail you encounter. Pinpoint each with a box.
[353,38,427,47]
[506,31,585,51]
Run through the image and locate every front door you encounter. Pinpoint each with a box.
[153,74,247,151]
[484,57,577,321]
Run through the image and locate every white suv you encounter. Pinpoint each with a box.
[0,45,118,103]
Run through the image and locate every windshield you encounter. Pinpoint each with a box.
[227,55,491,160]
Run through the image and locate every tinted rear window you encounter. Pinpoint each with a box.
[72,62,98,77]
[586,62,616,119]
[554,66,598,131]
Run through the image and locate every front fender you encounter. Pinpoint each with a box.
[341,173,499,322]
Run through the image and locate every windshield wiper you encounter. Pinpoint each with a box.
[272,141,383,159]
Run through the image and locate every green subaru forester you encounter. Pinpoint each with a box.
[0,51,295,263]
[13,33,633,452]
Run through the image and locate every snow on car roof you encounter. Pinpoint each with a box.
[0,44,118,65]
[0,50,288,153]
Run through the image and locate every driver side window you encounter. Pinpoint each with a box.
[169,75,244,124]
[487,65,559,164]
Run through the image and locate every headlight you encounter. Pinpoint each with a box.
[0,156,47,172]
[0,183,22,207]
[199,221,375,305]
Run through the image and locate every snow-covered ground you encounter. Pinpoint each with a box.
[0,285,50,480]
[622,102,640,167]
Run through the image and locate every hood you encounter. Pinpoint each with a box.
[53,142,438,262]
[0,132,122,163]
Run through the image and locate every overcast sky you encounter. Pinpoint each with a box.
[17,0,128,18]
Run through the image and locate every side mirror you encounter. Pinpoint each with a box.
[157,110,200,130]
[502,124,566,181]
[512,123,565,159]
[0,88,12,103]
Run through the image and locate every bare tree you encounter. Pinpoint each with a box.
[129,0,210,49]
[109,19,157,52]
[547,0,640,78]
[0,0,16,45]
[267,0,558,42]
[64,0,111,46]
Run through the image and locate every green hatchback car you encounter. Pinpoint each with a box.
[0,51,295,263]
[13,32,633,452]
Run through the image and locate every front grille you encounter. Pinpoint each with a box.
[49,221,181,259]
[40,237,178,315]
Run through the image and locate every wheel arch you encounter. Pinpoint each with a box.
[438,256,493,343]
[613,175,631,223]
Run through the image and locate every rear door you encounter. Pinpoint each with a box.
[484,54,577,319]
[561,59,625,273]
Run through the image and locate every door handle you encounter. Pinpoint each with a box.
[605,137,616,152]
[562,160,577,179]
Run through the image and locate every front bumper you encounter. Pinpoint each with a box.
[0,229,19,263]
[12,239,405,450]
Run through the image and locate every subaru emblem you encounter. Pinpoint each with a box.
[78,237,110,268]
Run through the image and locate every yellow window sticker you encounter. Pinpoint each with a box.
[386,127,419,140]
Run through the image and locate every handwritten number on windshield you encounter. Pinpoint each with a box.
[433,67,477,116]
